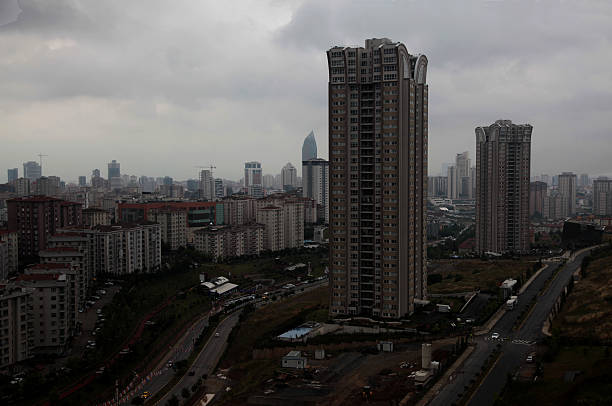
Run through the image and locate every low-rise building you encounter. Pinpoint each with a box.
[281,350,308,369]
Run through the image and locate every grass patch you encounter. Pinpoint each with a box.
[428,258,539,294]
[554,247,612,342]
[495,346,612,406]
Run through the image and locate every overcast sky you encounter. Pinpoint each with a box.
[1,0,611,183]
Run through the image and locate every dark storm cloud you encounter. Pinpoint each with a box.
[1,0,611,182]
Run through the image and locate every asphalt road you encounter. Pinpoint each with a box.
[104,315,209,405]
[156,311,241,405]
[429,250,591,406]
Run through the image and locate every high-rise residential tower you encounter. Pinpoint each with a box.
[281,163,298,191]
[558,172,577,217]
[455,151,472,199]
[199,170,214,200]
[327,38,428,318]
[244,161,263,198]
[302,131,318,162]
[302,158,329,223]
[475,120,532,254]
[593,177,612,216]
[23,161,41,181]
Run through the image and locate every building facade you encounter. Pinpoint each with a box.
[0,229,18,276]
[23,161,42,181]
[194,224,264,260]
[0,284,34,368]
[244,162,263,198]
[593,177,612,216]
[281,163,298,191]
[558,172,577,217]
[107,160,120,180]
[475,120,532,254]
[302,158,329,224]
[302,131,318,162]
[149,208,187,250]
[7,168,18,183]
[7,196,83,258]
[327,38,428,318]
[529,181,547,217]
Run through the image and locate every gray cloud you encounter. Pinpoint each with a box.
[1,0,611,182]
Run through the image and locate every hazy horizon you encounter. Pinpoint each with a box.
[1,0,611,183]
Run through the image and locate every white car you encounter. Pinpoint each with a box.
[491,332,500,339]
[215,332,220,337]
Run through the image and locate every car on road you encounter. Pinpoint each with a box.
[188,370,195,376]
[140,391,151,399]
[526,353,535,363]
[491,332,500,339]
[282,284,295,289]
[214,332,220,337]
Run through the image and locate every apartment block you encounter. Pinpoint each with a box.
[0,284,34,368]
[558,172,577,217]
[194,224,264,260]
[7,196,82,258]
[593,177,612,216]
[529,181,547,217]
[0,229,18,276]
[148,208,187,250]
[257,206,284,251]
[475,120,532,254]
[82,208,111,227]
[302,158,329,223]
[16,272,71,354]
[327,38,428,318]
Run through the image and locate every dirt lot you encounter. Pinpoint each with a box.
[428,258,537,294]
[555,253,612,341]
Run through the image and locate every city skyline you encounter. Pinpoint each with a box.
[2,1,612,182]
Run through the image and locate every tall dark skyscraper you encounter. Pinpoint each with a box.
[7,168,18,183]
[475,120,532,254]
[107,160,120,179]
[327,38,428,318]
[302,131,318,162]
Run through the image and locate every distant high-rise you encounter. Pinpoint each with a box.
[23,161,41,181]
[593,177,612,216]
[455,151,472,199]
[92,169,101,178]
[579,173,590,188]
[7,168,18,183]
[244,162,263,198]
[327,38,428,318]
[302,131,317,162]
[447,166,457,199]
[558,172,577,217]
[78,176,87,187]
[214,178,225,199]
[281,163,298,191]
[476,120,532,254]
[302,158,329,223]
[199,170,214,200]
[107,160,120,180]
[529,181,547,217]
